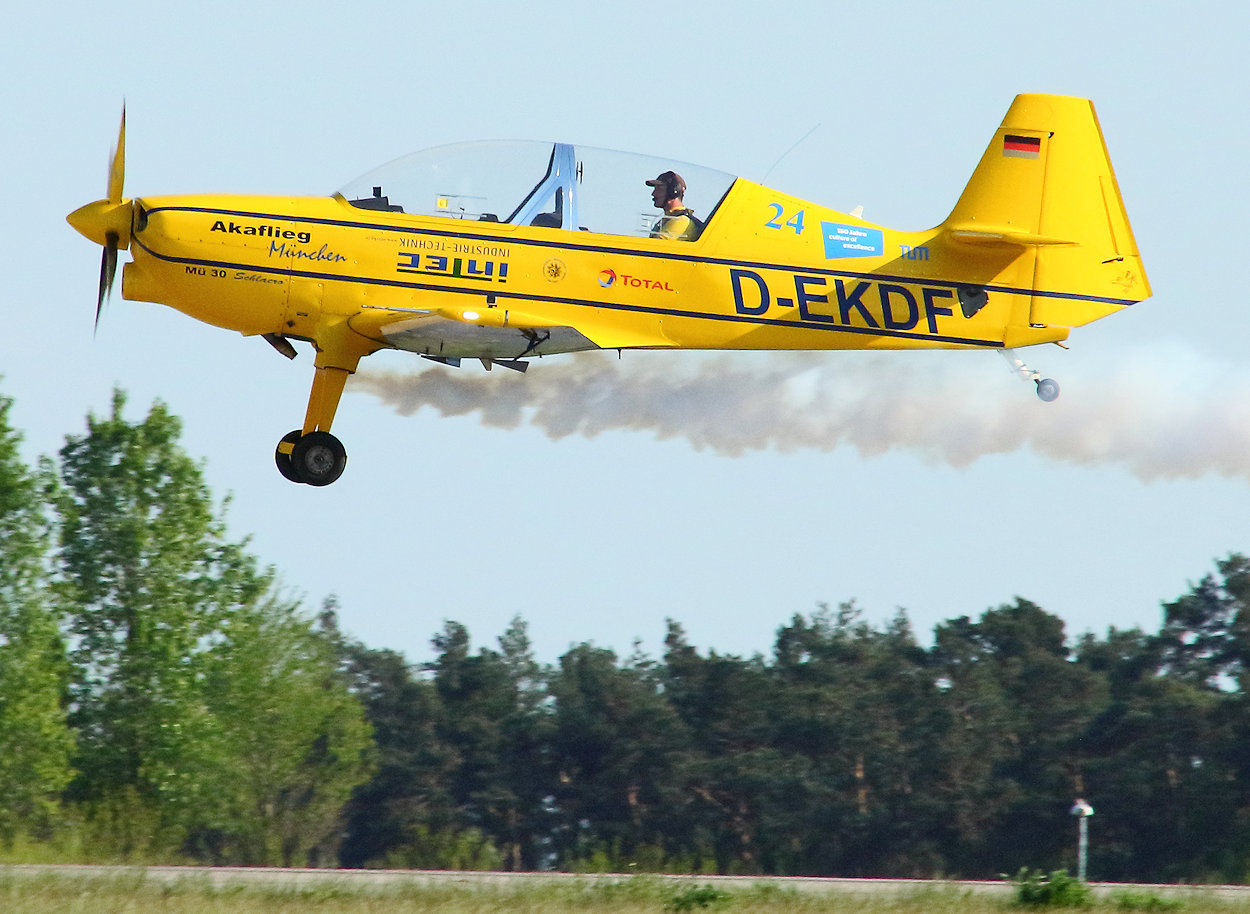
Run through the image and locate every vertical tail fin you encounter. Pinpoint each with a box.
[942,94,1150,330]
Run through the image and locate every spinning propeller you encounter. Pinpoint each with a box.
[66,108,132,330]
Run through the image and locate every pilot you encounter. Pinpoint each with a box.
[646,171,700,241]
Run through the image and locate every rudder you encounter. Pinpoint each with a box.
[942,94,1150,331]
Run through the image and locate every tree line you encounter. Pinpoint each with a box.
[2,386,1250,881]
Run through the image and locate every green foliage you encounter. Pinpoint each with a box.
[550,642,692,870]
[426,616,555,870]
[566,839,712,875]
[1006,868,1092,908]
[335,633,460,868]
[378,825,503,871]
[666,883,732,911]
[1110,890,1184,911]
[0,591,73,843]
[51,391,272,850]
[0,388,50,604]
[0,387,73,843]
[33,390,375,864]
[185,596,376,865]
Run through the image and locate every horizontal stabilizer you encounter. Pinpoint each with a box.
[943,224,1077,247]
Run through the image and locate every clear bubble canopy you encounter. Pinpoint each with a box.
[337,141,736,239]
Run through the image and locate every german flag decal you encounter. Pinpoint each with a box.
[1003,134,1042,159]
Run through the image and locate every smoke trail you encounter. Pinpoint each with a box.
[349,348,1250,482]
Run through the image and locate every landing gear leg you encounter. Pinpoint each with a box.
[1000,348,1060,402]
[273,362,353,486]
[276,365,353,486]
[276,319,378,486]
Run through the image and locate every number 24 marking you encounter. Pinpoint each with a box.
[765,203,805,235]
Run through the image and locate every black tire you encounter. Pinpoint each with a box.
[275,429,305,483]
[290,431,347,487]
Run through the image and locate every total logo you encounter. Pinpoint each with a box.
[597,268,675,292]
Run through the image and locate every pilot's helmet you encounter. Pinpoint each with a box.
[646,171,686,199]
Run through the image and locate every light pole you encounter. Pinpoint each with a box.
[1070,799,1094,881]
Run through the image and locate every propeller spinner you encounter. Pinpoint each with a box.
[66,108,133,330]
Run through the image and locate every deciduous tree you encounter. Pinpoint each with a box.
[0,388,72,842]
[48,391,374,862]
[189,597,375,866]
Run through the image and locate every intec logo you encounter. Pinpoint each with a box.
[597,269,616,288]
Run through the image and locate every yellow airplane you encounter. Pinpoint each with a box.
[68,94,1149,486]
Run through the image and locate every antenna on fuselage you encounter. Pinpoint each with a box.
[760,123,822,185]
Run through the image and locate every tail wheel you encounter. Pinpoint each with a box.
[290,431,347,487]
[1035,378,1060,402]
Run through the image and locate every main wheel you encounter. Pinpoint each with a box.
[1035,378,1060,402]
[275,429,305,483]
[289,431,347,487]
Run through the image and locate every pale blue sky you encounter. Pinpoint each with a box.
[4,1,1248,662]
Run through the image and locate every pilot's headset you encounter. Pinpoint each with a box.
[663,171,686,201]
[648,171,686,202]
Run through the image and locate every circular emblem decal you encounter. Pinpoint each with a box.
[543,258,567,282]
[597,269,617,288]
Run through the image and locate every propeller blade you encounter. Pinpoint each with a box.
[107,106,126,204]
[70,104,130,335]
[97,108,124,332]
[96,232,119,333]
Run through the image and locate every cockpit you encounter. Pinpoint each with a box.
[337,141,736,240]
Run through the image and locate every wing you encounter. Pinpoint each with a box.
[356,305,675,362]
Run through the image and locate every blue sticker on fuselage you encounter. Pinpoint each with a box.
[822,222,883,259]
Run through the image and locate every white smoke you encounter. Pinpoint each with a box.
[349,347,1250,483]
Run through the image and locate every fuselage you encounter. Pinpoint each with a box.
[121,180,1075,365]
